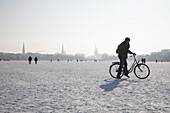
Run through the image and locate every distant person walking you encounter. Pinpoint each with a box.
[28,56,32,64]
[116,37,136,79]
[156,59,158,63]
[34,57,38,64]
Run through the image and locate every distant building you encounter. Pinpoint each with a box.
[161,49,170,53]
[150,49,170,61]
[151,49,170,56]
[61,44,66,55]
[22,42,25,55]
[93,46,102,59]
[94,46,98,57]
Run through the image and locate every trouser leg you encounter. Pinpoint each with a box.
[124,59,128,74]
[117,59,123,76]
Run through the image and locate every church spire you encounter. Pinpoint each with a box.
[94,45,98,57]
[61,43,65,55]
[22,42,25,55]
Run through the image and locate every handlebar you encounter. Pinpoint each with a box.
[130,54,138,62]
[130,54,136,57]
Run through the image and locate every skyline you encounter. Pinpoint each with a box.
[0,0,170,56]
[0,44,170,61]
[1,42,169,57]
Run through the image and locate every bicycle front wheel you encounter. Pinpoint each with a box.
[109,63,123,78]
[134,63,150,79]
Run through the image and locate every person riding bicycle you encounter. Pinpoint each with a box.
[116,37,136,79]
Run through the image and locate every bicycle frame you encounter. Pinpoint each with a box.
[128,56,140,73]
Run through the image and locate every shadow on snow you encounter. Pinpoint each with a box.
[100,78,127,92]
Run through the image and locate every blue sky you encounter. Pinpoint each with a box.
[0,0,170,55]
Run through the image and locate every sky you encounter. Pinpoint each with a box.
[0,0,170,56]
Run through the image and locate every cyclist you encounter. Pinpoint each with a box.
[116,37,136,79]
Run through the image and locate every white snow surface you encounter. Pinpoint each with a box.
[0,61,170,112]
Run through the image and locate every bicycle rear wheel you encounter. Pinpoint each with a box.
[109,62,123,78]
[134,63,150,79]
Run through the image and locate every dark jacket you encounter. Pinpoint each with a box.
[116,41,133,59]
[28,56,32,61]
[34,57,38,61]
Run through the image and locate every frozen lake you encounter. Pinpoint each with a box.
[0,61,170,112]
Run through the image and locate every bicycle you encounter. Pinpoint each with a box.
[109,55,150,79]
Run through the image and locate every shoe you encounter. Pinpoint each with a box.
[117,76,121,79]
[124,74,130,78]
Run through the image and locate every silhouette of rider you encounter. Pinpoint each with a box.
[28,56,32,64]
[116,37,136,79]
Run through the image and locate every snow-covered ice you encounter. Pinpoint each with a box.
[0,61,170,112]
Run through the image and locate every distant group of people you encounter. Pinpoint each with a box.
[28,56,38,64]
[141,58,146,63]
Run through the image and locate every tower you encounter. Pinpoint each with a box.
[94,46,98,57]
[61,44,65,55]
[22,42,25,55]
